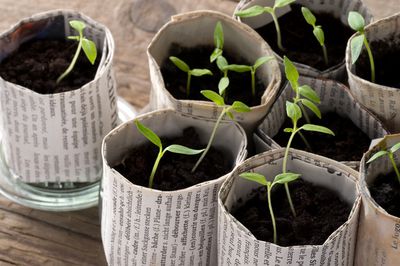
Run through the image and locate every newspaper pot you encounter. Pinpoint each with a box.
[346,12,400,133]
[355,134,400,265]
[0,10,117,211]
[235,0,372,81]
[218,148,361,265]
[101,109,247,265]
[147,10,281,134]
[255,76,389,170]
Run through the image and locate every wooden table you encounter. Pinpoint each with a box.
[0,0,397,265]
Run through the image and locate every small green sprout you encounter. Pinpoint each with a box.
[135,120,204,188]
[301,7,329,66]
[240,172,300,244]
[282,56,335,216]
[235,0,296,51]
[57,20,97,84]
[210,22,224,62]
[367,142,400,184]
[348,11,375,83]
[169,56,213,98]
[191,90,251,172]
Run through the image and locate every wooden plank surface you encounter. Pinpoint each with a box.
[0,0,398,265]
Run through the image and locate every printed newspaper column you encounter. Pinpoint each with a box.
[147,10,281,133]
[0,10,117,183]
[101,109,247,265]
[218,148,361,265]
[234,0,373,81]
[355,134,400,265]
[346,12,400,132]
[255,76,389,170]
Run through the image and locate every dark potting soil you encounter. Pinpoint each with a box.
[355,38,400,89]
[232,178,352,246]
[0,39,99,94]
[160,43,265,106]
[113,127,231,191]
[369,172,400,217]
[273,112,371,161]
[255,4,353,71]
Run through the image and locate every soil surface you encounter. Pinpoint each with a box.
[0,39,99,94]
[161,43,265,106]
[232,178,352,246]
[369,172,400,217]
[255,4,353,71]
[113,127,231,191]
[273,112,371,161]
[355,38,400,89]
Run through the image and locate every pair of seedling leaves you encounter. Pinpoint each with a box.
[367,142,400,185]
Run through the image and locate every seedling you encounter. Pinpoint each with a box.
[210,22,224,62]
[240,172,300,244]
[191,90,251,172]
[57,20,97,84]
[135,120,204,188]
[169,56,213,97]
[367,142,400,184]
[301,7,329,66]
[348,11,375,83]
[282,56,335,216]
[235,0,296,51]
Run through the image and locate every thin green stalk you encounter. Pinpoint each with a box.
[271,11,284,51]
[282,122,297,217]
[363,36,375,83]
[186,72,192,98]
[57,31,83,84]
[298,131,312,151]
[251,69,256,97]
[267,184,277,244]
[322,45,329,66]
[389,153,400,184]
[149,150,163,188]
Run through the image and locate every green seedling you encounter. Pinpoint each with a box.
[301,7,329,66]
[348,11,375,83]
[57,20,97,84]
[240,172,300,244]
[235,0,296,51]
[210,22,224,62]
[282,56,335,216]
[169,56,213,98]
[135,120,204,188]
[367,142,400,184]
[191,90,251,172]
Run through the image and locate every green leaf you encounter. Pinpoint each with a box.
[217,56,228,71]
[274,0,296,8]
[81,38,97,65]
[67,36,79,40]
[284,128,293,133]
[301,99,321,119]
[135,120,162,149]
[264,7,274,13]
[367,150,388,164]
[169,56,190,72]
[350,35,364,64]
[201,90,225,106]
[273,172,300,185]
[226,111,235,120]
[231,101,251,113]
[225,64,252,73]
[210,48,223,63]
[218,77,229,95]
[299,85,320,103]
[390,142,400,154]
[214,22,224,49]
[286,101,302,121]
[283,56,299,88]
[301,124,335,135]
[165,145,204,155]
[235,5,265,17]
[240,172,269,186]
[313,26,325,46]
[69,20,86,32]
[301,7,316,26]
[254,56,273,70]
[191,69,213,76]
[348,11,365,32]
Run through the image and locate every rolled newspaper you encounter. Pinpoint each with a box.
[101,109,247,265]
[147,10,281,133]
[218,148,361,265]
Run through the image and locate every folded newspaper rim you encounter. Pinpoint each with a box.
[147,10,281,133]
[235,0,373,81]
[218,148,361,265]
[346,12,400,132]
[355,134,400,265]
[101,109,247,265]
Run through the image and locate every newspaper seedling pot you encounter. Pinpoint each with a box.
[235,0,372,81]
[255,76,389,170]
[147,10,281,134]
[101,109,247,265]
[355,134,400,265]
[218,148,361,265]
[346,12,400,132]
[0,10,118,211]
